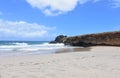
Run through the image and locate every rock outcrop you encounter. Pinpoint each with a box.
[50,35,67,43]
[63,31,120,47]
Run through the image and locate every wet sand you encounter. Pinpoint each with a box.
[55,47,91,53]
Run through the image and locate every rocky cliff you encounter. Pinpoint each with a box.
[51,31,120,47]
[50,35,67,43]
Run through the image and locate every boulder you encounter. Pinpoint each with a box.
[49,35,67,43]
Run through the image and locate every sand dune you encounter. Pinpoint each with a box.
[0,46,120,78]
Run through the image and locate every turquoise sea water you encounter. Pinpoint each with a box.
[0,41,48,45]
[0,41,65,56]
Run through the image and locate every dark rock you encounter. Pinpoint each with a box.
[63,31,120,47]
[55,35,67,43]
[50,35,67,43]
[49,41,57,44]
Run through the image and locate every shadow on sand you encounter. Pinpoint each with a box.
[55,47,91,53]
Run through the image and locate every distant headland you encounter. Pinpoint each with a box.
[50,31,120,47]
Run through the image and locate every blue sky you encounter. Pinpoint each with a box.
[0,0,120,41]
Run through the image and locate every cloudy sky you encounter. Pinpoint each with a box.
[0,0,120,41]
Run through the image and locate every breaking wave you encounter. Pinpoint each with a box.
[0,41,67,56]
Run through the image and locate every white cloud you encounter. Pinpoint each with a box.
[26,0,78,16]
[26,0,102,16]
[78,0,90,4]
[26,0,120,16]
[111,0,120,8]
[0,19,56,40]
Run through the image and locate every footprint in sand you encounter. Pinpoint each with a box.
[19,62,26,66]
[34,63,39,65]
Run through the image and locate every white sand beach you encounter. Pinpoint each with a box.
[0,46,120,78]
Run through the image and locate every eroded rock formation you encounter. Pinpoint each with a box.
[50,35,67,43]
[63,31,120,47]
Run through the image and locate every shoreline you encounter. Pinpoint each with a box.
[0,46,90,57]
[0,46,120,78]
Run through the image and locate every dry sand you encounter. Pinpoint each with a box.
[0,46,120,78]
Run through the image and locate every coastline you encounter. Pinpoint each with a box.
[0,42,90,56]
[0,46,120,78]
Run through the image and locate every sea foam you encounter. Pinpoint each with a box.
[0,41,66,56]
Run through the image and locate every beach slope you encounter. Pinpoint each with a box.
[0,46,120,78]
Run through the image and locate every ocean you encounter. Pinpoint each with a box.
[0,41,67,56]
